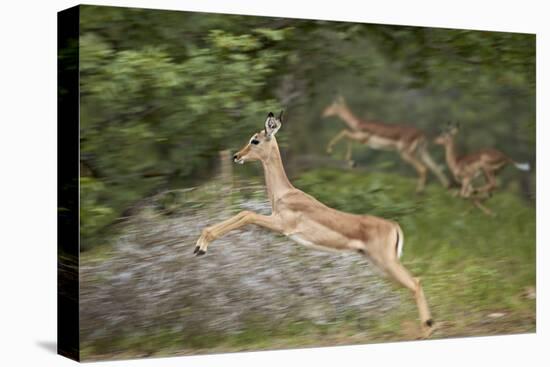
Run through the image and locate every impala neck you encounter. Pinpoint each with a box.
[261,138,294,207]
[443,139,460,177]
[336,105,362,130]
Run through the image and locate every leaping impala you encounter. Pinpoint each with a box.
[434,122,530,215]
[322,96,449,192]
[194,111,434,338]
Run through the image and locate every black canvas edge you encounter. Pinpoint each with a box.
[58,4,80,362]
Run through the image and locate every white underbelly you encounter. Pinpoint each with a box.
[367,136,397,150]
[288,234,345,253]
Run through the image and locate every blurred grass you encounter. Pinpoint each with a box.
[81,168,535,360]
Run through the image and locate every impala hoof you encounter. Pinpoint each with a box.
[196,249,206,256]
[193,246,200,254]
[416,320,435,339]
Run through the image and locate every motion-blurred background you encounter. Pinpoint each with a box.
[72,5,535,361]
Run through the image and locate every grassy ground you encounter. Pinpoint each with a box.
[81,168,535,361]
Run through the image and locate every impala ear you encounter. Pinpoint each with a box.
[265,111,282,139]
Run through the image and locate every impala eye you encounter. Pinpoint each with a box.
[251,139,260,145]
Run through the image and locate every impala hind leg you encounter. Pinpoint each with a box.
[384,261,433,338]
[472,198,495,217]
[475,167,497,197]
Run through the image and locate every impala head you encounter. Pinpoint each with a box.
[233,111,283,164]
[322,95,347,118]
[434,122,460,145]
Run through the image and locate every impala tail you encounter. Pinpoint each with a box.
[514,162,530,171]
[395,225,404,259]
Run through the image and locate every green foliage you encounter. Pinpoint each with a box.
[76,5,535,248]
[295,169,421,220]
[79,10,289,244]
[80,177,114,240]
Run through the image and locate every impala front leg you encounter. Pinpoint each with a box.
[326,130,348,154]
[399,150,428,193]
[459,176,474,198]
[194,211,283,256]
[326,129,369,154]
[345,141,355,168]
